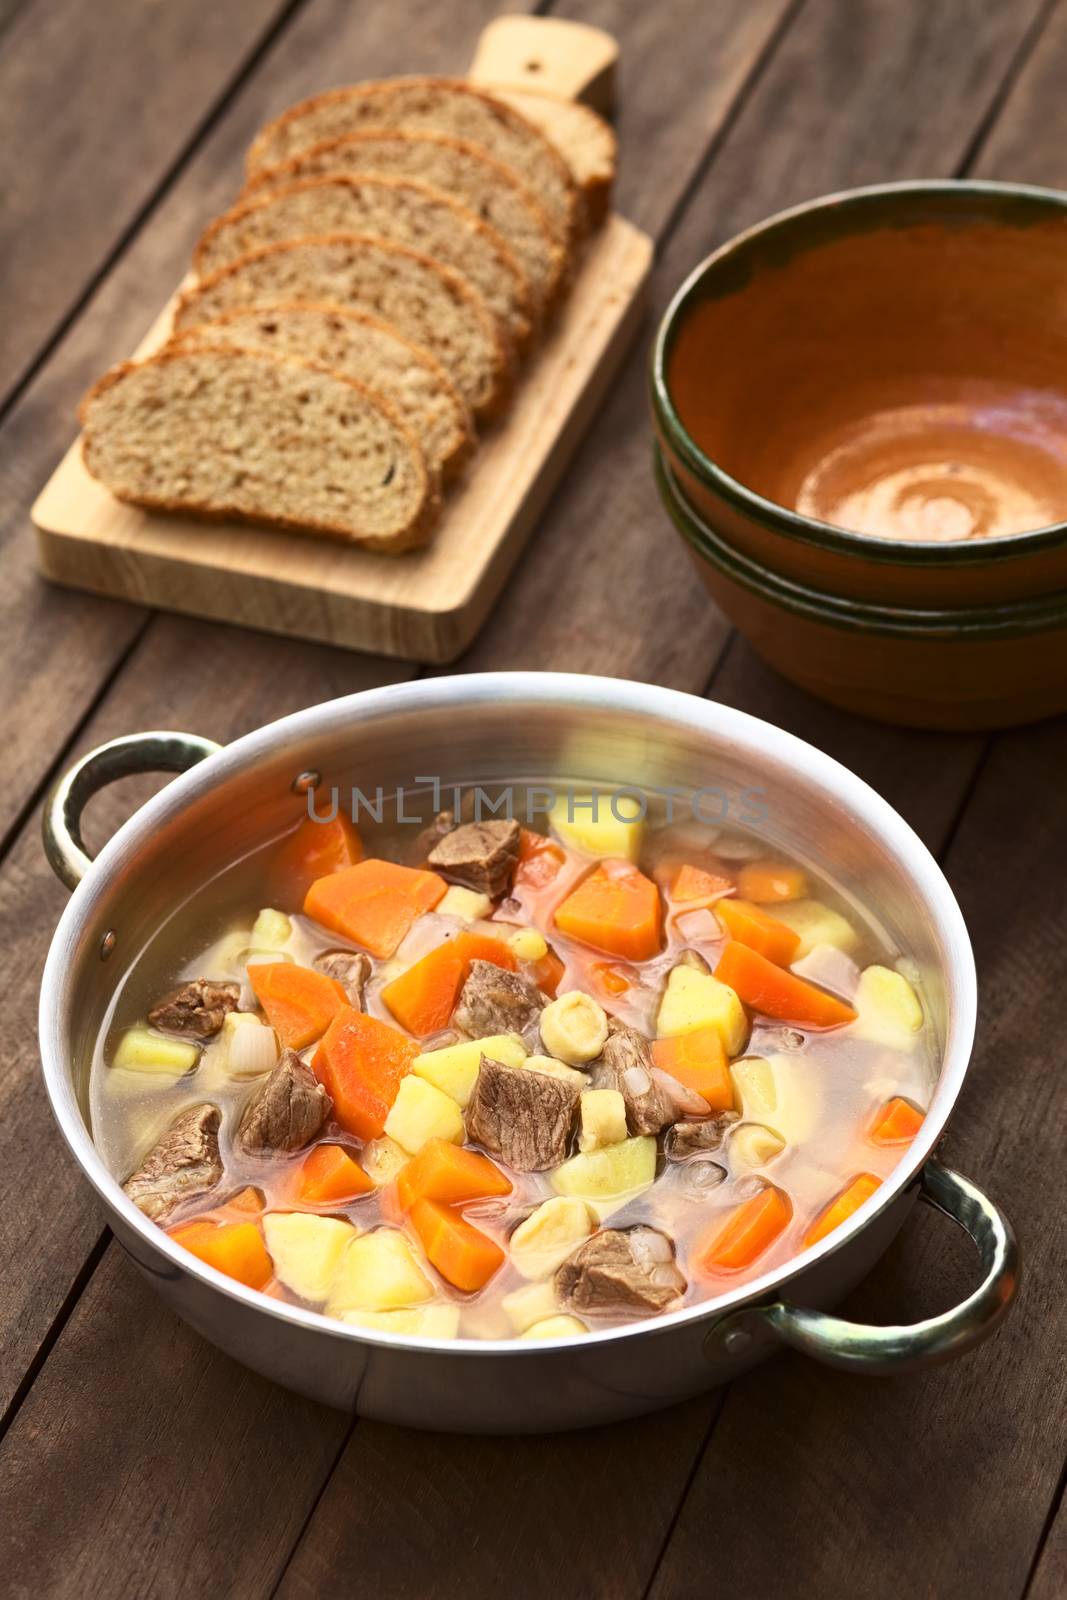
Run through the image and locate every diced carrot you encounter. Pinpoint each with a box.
[397,1138,512,1211]
[304,858,446,958]
[224,1186,264,1217]
[591,961,631,997]
[671,862,734,903]
[533,946,566,996]
[169,1219,272,1290]
[382,931,515,1035]
[715,941,857,1029]
[409,1198,505,1292]
[700,1186,793,1272]
[715,897,800,966]
[296,1143,374,1206]
[515,829,566,889]
[277,812,363,886]
[554,861,662,961]
[867,1096,925,1146]
[804,1173,881,1247]
[650,1026,732,1111]
[248,962,348,1049]
[737,860,808,903]
[313,1007,416,1139]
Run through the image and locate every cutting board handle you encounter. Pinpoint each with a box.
[467,15,617,111]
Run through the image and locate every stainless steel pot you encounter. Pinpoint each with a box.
[39,673,1018,1432]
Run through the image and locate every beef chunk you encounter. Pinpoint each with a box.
[313,949,370,1008]
[148,977,239,1039]
[235,1048,331,1154]
[591,1021,675,1137]
[665,1112,739,1161]
[466,1054,578,1172]
[454,959,545,1040]
[556,1227,687,1318]
[122,1102,223,1222]
[427,817,521,898]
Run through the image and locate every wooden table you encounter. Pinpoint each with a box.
[2,1,1065,1595]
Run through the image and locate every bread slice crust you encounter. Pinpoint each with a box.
[170,300,474,481]
[241,129,565,315]
[192,174,531,350]
[245,77,579,248]
[79,343,441,552]
[173,232,511,420]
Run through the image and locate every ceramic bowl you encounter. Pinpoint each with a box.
[656,444,1067,728]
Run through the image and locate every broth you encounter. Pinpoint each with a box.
[92,785,937,1340]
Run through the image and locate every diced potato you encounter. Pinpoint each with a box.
[325,1228,434,1315]
[438,885,492,922]
[656,966,748,1056]
[413,1033,527,1107]
[730,1054,820,1145]
[539,991,608,1064]
[549,792,644,862]
[730,1122,786,1168]
[263,1212,355,1303]
[524,1055,586,1087]
[360,1136,410,1188]
[729,1055,777,1120]
[510,1196,595,1279]
[250,907,292,948]
[501,1279,560,1333]
[113,1027,199,1078]
[551,1136,657,1202]
[520,1315,587,1339]
[578,1088,627,1153]
[384,1075,464,1154]
[771,899,858,959]
[853,965,925,1049]
[339,1304,460,1338]
[508,928,548,963]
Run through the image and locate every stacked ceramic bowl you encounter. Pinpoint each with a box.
[650,181,1067,729]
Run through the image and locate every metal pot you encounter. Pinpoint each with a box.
[39,673,1018,1433]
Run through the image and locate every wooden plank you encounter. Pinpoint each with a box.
[0,0,794,1584]
[0,0,528,855]
[0,1252,349,1600]
[0,620,411,1418]
[650,716,1067,1600]
[33,217,654,665]
[644,3,1067,1593]
[0,0,292,407]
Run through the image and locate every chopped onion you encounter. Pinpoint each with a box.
[226,1016,279,1079]
[651,1066,709,1117]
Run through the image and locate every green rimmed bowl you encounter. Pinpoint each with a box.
[651,181,1067,618]
[656,444,1067,729]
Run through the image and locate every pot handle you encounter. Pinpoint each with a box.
[43,731,222,891]
[705,1159,1019,1374]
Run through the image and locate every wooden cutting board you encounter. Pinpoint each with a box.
[32,17,653,663]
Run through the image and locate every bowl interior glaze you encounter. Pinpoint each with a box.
[665,186,1067,545]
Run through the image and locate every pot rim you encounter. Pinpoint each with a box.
[651,177,1067,568]
[39,672,977,1357]
[656,444,1067,638]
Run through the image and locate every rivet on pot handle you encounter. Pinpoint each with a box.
[705,1159,1019,1374]
[43,731,222,891]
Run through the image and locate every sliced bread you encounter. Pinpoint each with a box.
[193,176,531,350]
[243,131,565,316]
[80,345,440,552]
[245,78,579,249]
[171,302,473,481]
[492,88,616,226]
[173,234,509,421]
